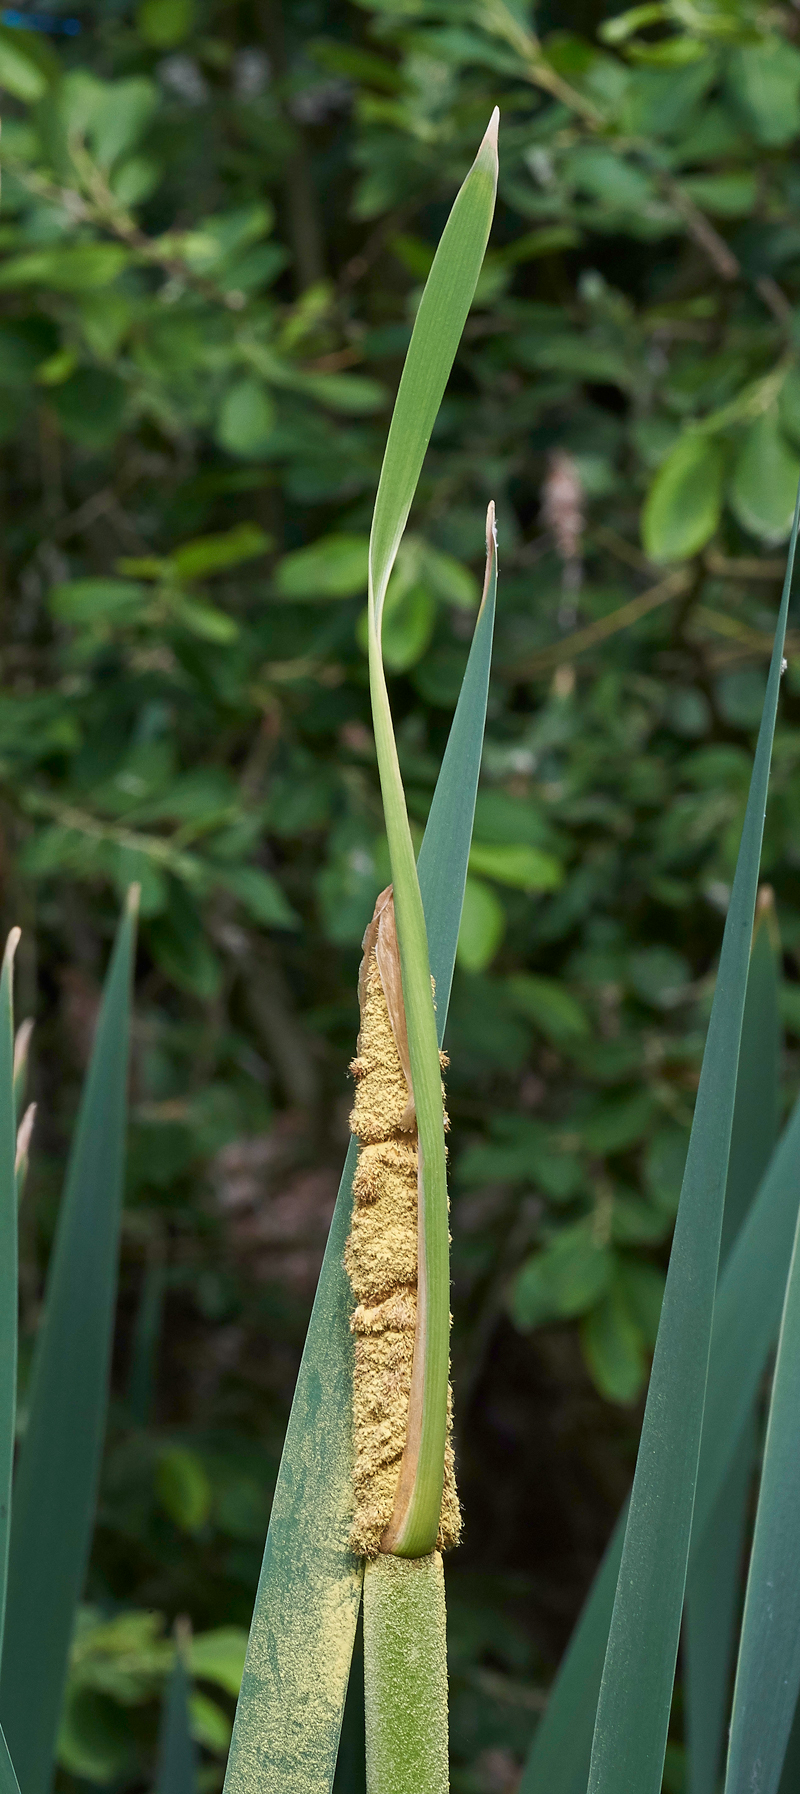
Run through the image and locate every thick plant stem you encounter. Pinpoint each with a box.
[363,1553,448,1794]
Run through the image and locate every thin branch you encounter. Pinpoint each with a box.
[500,568,692,677]
[704,550,786,581]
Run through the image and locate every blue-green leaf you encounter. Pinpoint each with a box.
[0,892,138,1794]
[587,491,798,1794]
[156,1652,198,1794]
[723,1135,800,1794]
[0,1727,19,1794]
[522,1017,800,1794]
[685,892,781,1794]
[0,933,18,1657]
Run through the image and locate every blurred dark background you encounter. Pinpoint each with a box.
[1,0,800,1782]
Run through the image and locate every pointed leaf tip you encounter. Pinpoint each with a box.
[14,1104,35,1176]
[3,931,20,974]
[12,1020,32,1088]
[479,504,498,616]
[476,108,499,178]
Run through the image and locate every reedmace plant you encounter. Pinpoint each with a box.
[223,113,499,1794]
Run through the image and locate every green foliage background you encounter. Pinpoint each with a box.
[3,0,800,1784]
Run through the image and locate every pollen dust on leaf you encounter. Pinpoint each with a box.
[345,888,460,1558]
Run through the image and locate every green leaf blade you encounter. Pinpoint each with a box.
[0,1726,20,1794]
[367,121,498,1554]
[369,113,499,615]
[587,491,799,1794]
[522,1077,800,1794]
[685,1421,755,1794]
[0,933,19,1658]
[0,894,138,1794]
[685,893,781,1794]
[724,1175,800,1794]
[417,534,497,1034]
[156,1654,198,1794]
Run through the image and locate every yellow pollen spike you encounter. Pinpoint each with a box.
[345,888,461,1558]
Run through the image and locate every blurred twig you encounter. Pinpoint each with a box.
[704,550,787,581]
[501,568,692,678]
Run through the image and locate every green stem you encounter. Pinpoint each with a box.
[368,616,449,1557]
[363,1553,449,1794]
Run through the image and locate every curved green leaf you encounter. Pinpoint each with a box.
[369,113,499,616]
[367,115,498,1556]
[222,511,497,1794]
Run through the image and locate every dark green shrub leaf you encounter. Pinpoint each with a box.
[0,246,129,292]
[456,876,505,972]
[680,172,757,216]
[0,25,53,101]
[642,431,725,562]
[513,1224,613,1329]
[189,1629,247,1696]
[581,1280,646,1404]
[137,0,194,49]
[170,596,238,642]
[147,887,221,999]
[779,365,800,446]
[216,380,276,459]
[617,1260,665,1346]
[627,947,691,1008]
[727,38,800,145]
[49,369,127,450]
[505,974,589,1042]
[213,865,298,930]
[88,78,159,168]
[155,1449,212,1534]
[378,582,436,671]
[729,408,800,544]
[170,524,270,582]
[50,579,148,624]
[468,842,563,891]
[275,534,369,601]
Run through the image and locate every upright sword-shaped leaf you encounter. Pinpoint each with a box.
[685,891,781,1794]
[156,1636,198,1794]
[521,1059,800,1794]
[586,490,799,1794]
[723,1103,800,1794]
[0,890,138,1794]
[0,930,19,1658]
[0,1728,19,1794]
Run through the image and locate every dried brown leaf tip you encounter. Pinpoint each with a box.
[346,886,460,1558]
